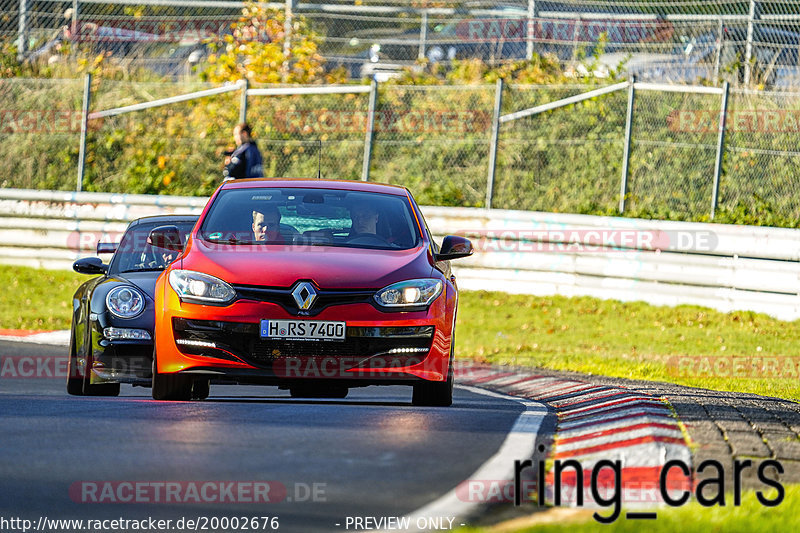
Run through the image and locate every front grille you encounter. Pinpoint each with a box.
[233,283,374,316]
[173,318,434,368]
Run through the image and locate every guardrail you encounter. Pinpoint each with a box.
[2,188,799,320]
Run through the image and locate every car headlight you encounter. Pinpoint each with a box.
[374,279,443,308]
[168,269,236,304]
[106,286,146,319]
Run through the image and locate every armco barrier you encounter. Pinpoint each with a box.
[2,188,799,320]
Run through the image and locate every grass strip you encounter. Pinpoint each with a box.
[0,266,85,331]
[3,266,800,400]
[456,291,800,401]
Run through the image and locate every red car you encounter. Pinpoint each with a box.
[150,179,472,405]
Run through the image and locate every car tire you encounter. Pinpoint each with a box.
[151,348,193,401]
[289,384,348,399]
[191,379,210,400]
[67,334,120,397]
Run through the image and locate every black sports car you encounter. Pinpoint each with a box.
[67,215,198,397]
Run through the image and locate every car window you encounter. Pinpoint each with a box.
[198,188,421,250]
[110,220,196,274]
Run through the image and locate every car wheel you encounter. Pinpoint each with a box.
[151,348,193,401]
[67,335,120,397]
[191,379,210,400]
[289,384,348,399]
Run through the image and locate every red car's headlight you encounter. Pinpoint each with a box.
[374,279,443,308]
[168,269,236,305]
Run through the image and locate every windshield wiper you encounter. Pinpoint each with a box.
[120,267,165,273]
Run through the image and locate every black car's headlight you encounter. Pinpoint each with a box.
[106,286,146,319]
[168,270,236,304]
[374,279,443,308]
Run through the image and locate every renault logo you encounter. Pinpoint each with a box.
[291,282,317,310]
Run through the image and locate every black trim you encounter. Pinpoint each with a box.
[232,281,374,316]
[172,318,435,369]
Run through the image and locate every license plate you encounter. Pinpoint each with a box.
[260,319,346,341]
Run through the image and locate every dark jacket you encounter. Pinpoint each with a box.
[224,141,263,179]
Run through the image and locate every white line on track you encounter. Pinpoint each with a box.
[380,384,548,532]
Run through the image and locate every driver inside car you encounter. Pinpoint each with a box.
[252,205,284,243]
[349,203,380,237]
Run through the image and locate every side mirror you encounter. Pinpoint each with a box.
[148,225,184,252]
[73,256,107,275]
[435,235,473,261]
[97,242,118,254]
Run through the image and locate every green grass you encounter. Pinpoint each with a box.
[3,265,800,401]
[459,487,800,533]
[0,266,85,331]
[456,291,800,401]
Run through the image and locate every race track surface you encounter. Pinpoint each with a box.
[0,340,544,533]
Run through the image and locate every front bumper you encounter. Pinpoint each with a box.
[89,313,153,384]
[154,278,455,385]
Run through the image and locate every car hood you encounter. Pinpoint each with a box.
[181,240,434,289]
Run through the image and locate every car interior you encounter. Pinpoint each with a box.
[199,189,418,249]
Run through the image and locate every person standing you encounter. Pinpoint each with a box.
[223,123,264,179]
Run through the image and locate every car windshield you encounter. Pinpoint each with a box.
[198,187,421,250]
[110,220,197,274]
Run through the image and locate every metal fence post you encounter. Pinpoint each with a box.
[485,77,504,210]
[239,78,249,123]
[418,12,428,61]
[526,0,536,60]
[744,0,758,86]
[361,78,378,182]
[619,76,636,213]
[77,73,92,192]
[17,0,28,62]
[711,81,730,219]
[71,0,79,36]
[282,0,295,82]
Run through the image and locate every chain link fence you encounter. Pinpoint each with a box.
[5,76,800,226]
[626,88,721,219]
[7,2,800,88]
[0,77,83,190]
[722,88,800,221]
[371,84,495,207]
[495,83,626,212]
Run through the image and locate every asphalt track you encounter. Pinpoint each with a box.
[0,340,543,533]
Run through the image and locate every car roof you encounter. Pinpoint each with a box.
[220,178,411,197]
[128,214,199,226]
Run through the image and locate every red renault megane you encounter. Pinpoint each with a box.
[150,179,473,405]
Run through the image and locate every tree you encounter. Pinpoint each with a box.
[201,1,325,84]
